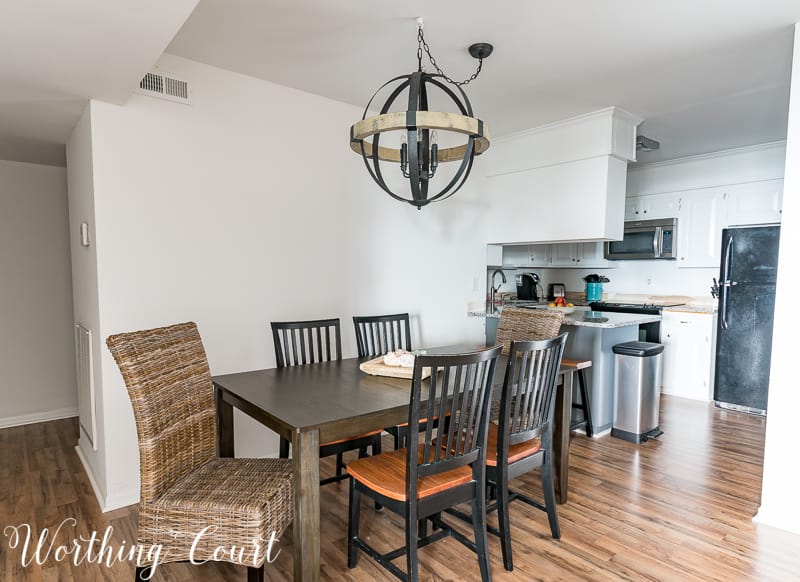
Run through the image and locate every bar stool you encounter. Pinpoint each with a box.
[562,358,593,437]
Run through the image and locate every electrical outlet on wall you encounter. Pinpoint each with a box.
[647,276,654,286]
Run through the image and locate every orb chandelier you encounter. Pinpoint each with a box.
[349,18,492,209]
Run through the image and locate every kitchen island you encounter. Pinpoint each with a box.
[560,310,660,434]
[475,307,660,435]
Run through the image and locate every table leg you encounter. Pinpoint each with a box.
[215,386,234,458]
[553,371,574,504]
[292,429,320,582]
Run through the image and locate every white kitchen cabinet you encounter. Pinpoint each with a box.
[625,193,680,221]
[660,311,715,402]
[578,242,611,268]
[726,179,783,226]
[500,244,551,267]
[502,244,529,267]
[549,242,611,268]
[492,242,611,268]
[676,187,727,268]
[528,244,551,266]
[551,243,582,266]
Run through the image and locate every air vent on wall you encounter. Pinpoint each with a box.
[137,71,191,104]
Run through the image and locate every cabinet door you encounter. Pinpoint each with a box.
[550,243,581,266]
[624,197,641,220]
[677,188,726,268]
[661,311,714,401]
[579,242,610,268]
[641,192,680,220]
[528,244,551,266]
[726,180,783,226]
[502,245,529,266]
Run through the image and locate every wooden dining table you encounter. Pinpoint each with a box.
[212,345,579,582]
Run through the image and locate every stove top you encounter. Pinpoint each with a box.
[589,301,684,314]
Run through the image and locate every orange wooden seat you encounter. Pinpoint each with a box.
[485,423,541,466]
[347,446,472,502]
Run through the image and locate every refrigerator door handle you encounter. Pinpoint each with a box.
[720,234,734,330]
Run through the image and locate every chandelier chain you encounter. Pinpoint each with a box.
[417,28,483,87]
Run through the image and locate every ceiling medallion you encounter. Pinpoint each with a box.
[350,18,492,209]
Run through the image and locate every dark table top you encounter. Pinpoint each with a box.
[212,344,493,437]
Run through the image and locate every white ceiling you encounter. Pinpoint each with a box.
[2,1,800,166]
[0,0,199,166]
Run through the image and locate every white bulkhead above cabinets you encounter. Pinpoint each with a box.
[485,107,643,244]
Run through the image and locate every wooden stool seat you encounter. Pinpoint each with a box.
[562,358,593,437]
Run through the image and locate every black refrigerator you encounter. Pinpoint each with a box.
[714,225,780,414]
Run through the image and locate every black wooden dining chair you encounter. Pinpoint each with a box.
[353,313,412,358]
[346,346,502,582]
[489,333,567,571]
[353,313,433,450]
[271,318,382,485]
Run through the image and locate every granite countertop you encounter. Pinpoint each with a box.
[469,306,661,328]
[561,310,661,328]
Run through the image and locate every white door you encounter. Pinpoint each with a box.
[677,188,726,268]
[726,180,783,226]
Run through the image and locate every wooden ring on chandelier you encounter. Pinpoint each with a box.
[350,111,491,163]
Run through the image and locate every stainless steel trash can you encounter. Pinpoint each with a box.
[611,341,664,443]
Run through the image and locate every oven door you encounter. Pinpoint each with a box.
[605,226,659,260]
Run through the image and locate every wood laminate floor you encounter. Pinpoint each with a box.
[2,396,798,581]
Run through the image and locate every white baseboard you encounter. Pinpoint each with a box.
[74,444,108,511]
[74,444,140,513]
[754,506,800,536]
[0,407,78,429]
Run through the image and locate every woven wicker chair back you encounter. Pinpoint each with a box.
[495,307,564,355]
[106,322,216,506]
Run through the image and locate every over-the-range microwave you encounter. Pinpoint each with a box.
[604,218,678,260]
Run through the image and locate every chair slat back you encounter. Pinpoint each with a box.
[353,313,412,358]
[499,334,568,448]
[106,322,216,505]
[496,307,564,355]
[271,318,342,367]
[406,346,501,494]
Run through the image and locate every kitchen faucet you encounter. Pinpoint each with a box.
[489,268,507,314]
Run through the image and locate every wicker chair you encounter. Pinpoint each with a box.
[107,322,294,582]
[495,307,564,354]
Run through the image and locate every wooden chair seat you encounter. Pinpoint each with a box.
[347,446,472,502]
[485,423,541,467]
[321,429,383,447]
[561,357,592,370]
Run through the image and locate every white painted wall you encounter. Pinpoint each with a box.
[0,160,77,427]
[758,23,800,536]
[530,143,787,297]
[66,104,110,504]
[71,54,488,509]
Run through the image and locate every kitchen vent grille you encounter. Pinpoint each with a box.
[137,71,190,104]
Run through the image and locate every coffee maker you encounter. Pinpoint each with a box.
[515,273,541,301]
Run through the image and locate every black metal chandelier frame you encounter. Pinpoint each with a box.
[350,22,492,209]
